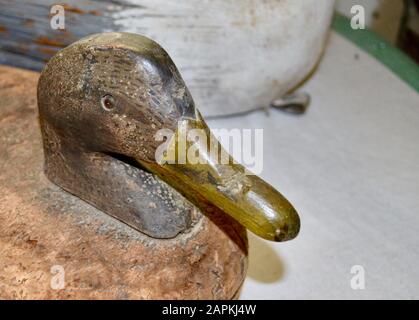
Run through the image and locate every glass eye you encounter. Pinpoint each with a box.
[101,94,116,111]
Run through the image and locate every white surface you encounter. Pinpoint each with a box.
[114,0,334,116]
[208,32,419,299]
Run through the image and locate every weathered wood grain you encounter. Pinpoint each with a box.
[0,0,335,116]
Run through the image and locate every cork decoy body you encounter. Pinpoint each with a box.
[37,33,300,295]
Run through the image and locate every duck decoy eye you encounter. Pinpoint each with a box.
[101,94,116,111]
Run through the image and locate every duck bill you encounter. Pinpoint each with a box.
[135,113,300,242]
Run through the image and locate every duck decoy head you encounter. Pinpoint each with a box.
[38,32,300,242]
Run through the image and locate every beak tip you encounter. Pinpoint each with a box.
[273,208,301,242]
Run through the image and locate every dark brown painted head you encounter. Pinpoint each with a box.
[38,32,195,162]
[38,32,300,242]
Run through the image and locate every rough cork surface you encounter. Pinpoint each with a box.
[0,65,248,299]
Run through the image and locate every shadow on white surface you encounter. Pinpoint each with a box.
[247,233,285,283]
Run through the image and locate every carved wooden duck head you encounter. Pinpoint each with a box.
[37,32,300,242]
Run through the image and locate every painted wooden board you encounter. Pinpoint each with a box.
[0,0,334,116]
